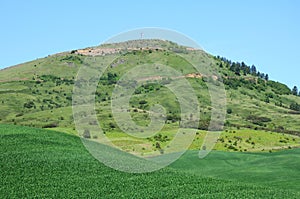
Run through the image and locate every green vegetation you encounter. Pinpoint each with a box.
[1,124,300,198]
[1,39,300,197]
[190,129,300,152]
[171,149,300,191]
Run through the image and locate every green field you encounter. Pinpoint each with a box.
[171,149,300,191]
[1,124,300,198]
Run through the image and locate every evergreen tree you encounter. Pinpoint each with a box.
[257,71,260,77]
[292,86,298,95]
[265,74,269,81]
[250,65,257,75]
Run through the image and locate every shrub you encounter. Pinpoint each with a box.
[16,113,24,117]
[139,100,148,105]
[290,102,300,111]
[42,123,58,128]
[83,129,91,138]
[227,108,232,114]
[155,142,161,149]
[24,101,35,109]
[246,115,271,126]
[109,122,116,129]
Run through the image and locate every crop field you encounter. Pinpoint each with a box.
[171,148,300,191]
[1,124,300,198]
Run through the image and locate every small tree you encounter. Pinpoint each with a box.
[250,65,257,75]
[227,108,232,114]
[292,86,298,96]
[264,74,269,81]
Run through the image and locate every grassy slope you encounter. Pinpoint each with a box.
[1,124,299,198]
[190,129,300,152]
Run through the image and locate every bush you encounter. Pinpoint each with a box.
[246,115,271,126]
[227,108,232,114]
[24,101,35,109]
[155,142,161,149]
[290,102,300,111]
[42,123,58,128]
[139,100,148,105]
[16,113,24,117]
[83,129,91,138]
[109,122,116,129]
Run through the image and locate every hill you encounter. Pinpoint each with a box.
[1,124,299,198]
[0,39,300,155]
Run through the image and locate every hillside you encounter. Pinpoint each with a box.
[1,39,300,155]
[1,124,299,198]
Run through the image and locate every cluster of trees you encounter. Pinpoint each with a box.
[60,55,83,64]
[99,72,118,85]
[223,76,266,91]
[217,56,300,98]
[36,75,74,86]
[134,83,161,95]
[216,56,269,80]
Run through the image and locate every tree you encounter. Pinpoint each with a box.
[230,62,240,76]
[107,72,118,85]
[292,86,298,96]
[241,62,250,75]
[264,74,269,81]
[250,65,257,75]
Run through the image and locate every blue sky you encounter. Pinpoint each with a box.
[0,0,299,88]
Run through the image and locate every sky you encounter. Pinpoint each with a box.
[0,0,299,88]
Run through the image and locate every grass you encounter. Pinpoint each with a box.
[1,124,300,198]
[212,129,300,152]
